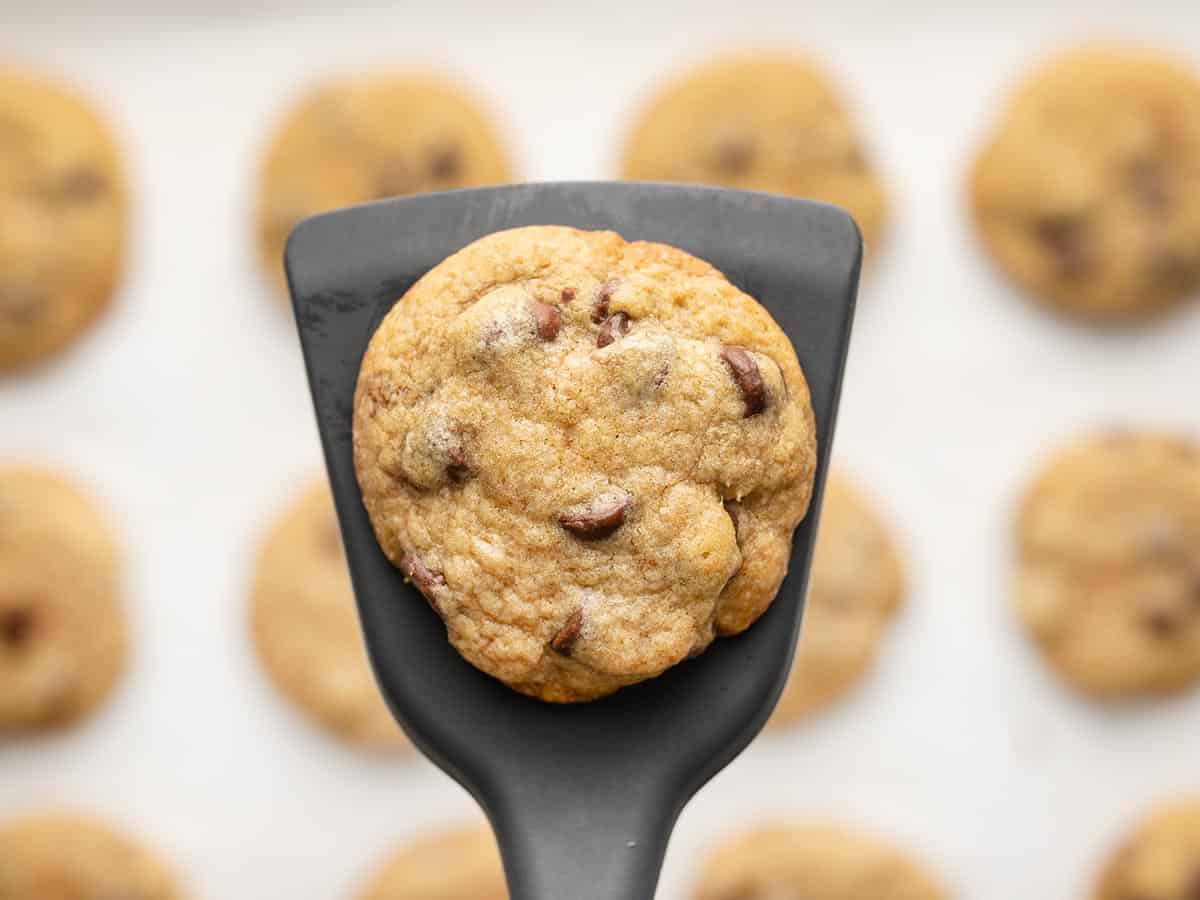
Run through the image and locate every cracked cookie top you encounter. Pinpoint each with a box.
[352,226,816,702]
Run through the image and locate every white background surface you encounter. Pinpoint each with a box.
[2,1,1200,897]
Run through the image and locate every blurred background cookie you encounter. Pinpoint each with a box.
[0,812,183,899]
[250,480,407,750]
[0,465,125,731]
[769,473,905,729]
[620,53,887,250]
[255,71,514,292]
[693,822,947,900]
[1015,430,1200,699]
[970,46,1200,321]
[0,68,127,371]
[1094,797,1200,900]
[355,825,506,900]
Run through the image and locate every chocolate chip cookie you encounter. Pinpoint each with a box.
[1094,798,1200,900]
[769,473,904,728]
[620,54,887,250]
[970,46,1200,320]
[693,822,947,900]
[0,68,127,370]
[353,226,817,702]
[0,813,183,899]
[357,826,506,900]
[250,480,407,749]
[1016,430,1200,699]
[256,71,513,291]
[0,466,126,730]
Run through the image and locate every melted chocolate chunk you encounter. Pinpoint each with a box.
[1,607,34,649]
[592,280,618,323]
[427,142,463,180]
[1033,215,1092,278]
[532,302,562,341]
[404,553,447,614]
[559,492,631,540]
[1126,156,1169,215]
[595,311,631,348]
[719,346,767,417]
[710,131,755,175]
[549,608,584,655]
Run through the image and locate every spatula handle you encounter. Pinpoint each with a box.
[489,768,677,900]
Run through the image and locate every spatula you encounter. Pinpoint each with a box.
[284,181,860,900]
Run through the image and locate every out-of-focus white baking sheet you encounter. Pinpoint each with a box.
[2,1,1199,896]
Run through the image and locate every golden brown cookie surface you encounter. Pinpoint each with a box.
[250,480,407,749]
[1016,430,1200,699]
[0,814,183,900]
[693,823,947,900]
[357,826,506,900]
[353,225,816,702]
[256,71,513,291]
[769,473,904,728]
[970,46,1200,320]
[621,54,887,250]
[0,69,127,370]
[1094,799,1200,900]
[0,466,125,730]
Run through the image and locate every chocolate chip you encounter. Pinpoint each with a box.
[1,607,34,648]
[719,345,767,417]
[1145,246,1200,290]
[710,130,755,175]
[558,492,631,540]
[1033,214,1092,278]
[1143,605,1180,639]
[596,311,630,348]
[592,280,618,323]
[1126,156,1169,214]
[0,281,46,325]
[560,288,576,303]
[446,444,471,481]
[404,553,447,613]
[46,165,107,205]
[549,607,583,655]
[532,302,561,341]
[1186,865,1200,900]
[427,142,462,180]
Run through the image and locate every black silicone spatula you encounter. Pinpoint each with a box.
[285,182,860,900]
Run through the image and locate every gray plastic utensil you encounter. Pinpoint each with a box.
[284,182,860,900]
